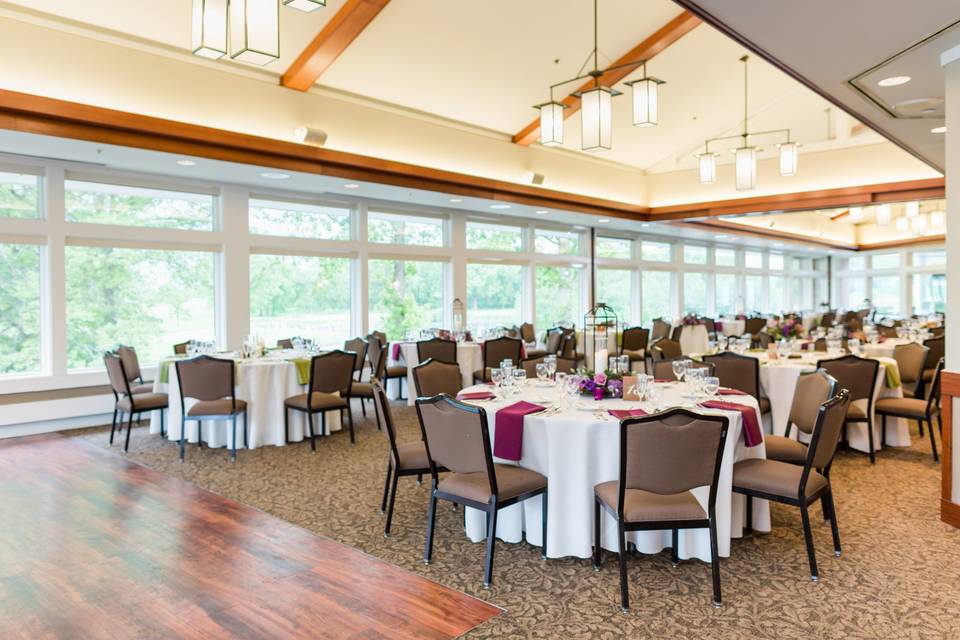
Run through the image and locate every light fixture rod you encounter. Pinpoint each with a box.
[742,55,749,141]
[703,128,792,146]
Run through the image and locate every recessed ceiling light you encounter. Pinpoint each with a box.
[490,204,511,209]
[641,223,650,228]
[714,234,729,239]
[535,209,548,215]
[449,198,463,203]
[878,75,911,87]
[573,225,587,230]
[176,159,196,166]
[597,218,610,223]
[343,183,360,189]
[260,172,290,180]
[931,126,947,134]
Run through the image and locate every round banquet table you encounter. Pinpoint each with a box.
[719,318,745,337]
[389,341,483,406]
[455,381,771,561]
[149,355,341,449]
[861,339,910,359]
[679,324,710,355]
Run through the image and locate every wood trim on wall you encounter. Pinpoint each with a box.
[941,371,960,529]
[672,219,859,251]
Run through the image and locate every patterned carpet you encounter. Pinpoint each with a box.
[77,402,960,639]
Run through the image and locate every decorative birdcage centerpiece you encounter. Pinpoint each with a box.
[584,302,618,374]
[451,298,466,332]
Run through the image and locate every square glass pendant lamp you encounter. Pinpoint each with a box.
[876,203,892,226]
[537,101,565,146]
[580,86,615,152]
[625,77,662,127]
[733,146,757,191]
[696,152,718,184]
[284,0,326,10]
[192,0,228,59]
[230,0,280,65]
[777,141,798,176]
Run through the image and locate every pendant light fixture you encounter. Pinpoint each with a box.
[848,206,864,223]
[905,201,920,218]
[230,0,280,65]
[284,0,325,10]
[535,100,566,146]
[876,204,892,226]
[625,62,664,127]
[192,0,228,60]
[696,56,799,189]
[911,214,928,235]
[896,215,909,232]
[579,85,616,152]
[930,209,946,229]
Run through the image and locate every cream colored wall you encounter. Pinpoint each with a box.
[728,211,856,245]
[941,55,959,503]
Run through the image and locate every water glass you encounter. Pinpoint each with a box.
[702,376,720,398]
[535,362,549,383]
[545,356,557,380]
[617,355,630,375]
[512,369,527,391]
[490,367,503,389]
[671,359,687,382]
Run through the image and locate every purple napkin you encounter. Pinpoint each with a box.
[457,391,495,401]
[493,401,545,461]
[608,408,648,420]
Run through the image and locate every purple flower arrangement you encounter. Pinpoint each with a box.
[770,318,804,340]
[682,314,701,326]
[579,370,623,400]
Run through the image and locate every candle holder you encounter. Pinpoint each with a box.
[584,302,618,374]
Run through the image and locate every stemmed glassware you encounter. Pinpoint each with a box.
[545,355,557,381]
[490,367,504,393]
[512,369,527,395]
[671,359,687,382]
[702,376,720,399]
[535,362,549,383]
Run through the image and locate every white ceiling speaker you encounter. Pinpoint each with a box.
[521,171,545,185]
[293,126,328,147]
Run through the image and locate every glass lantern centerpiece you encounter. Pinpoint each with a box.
[452,298,466,333]
[584,302,618,374]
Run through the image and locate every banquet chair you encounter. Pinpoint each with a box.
[652,358,715,381]
[816,355,880,464]
[930,326,946,338]
[744,317,767,336]
[276,338,294,349]
[594,409,729,610]
[893,342,929,400]
[702,352,770,417]
[875,358,944,462]
[670,325,683,341]
[417,337,458,365]
[374,380,447,536]
[820,312,836,328]
[764,370,837,465]
[880,326,899,339]
[651,318,671,341]
[918,336,944,398]
[104,351,168,453]
[542,329,564,356]
[284,350,356,449]
[559,332,577,362]
[813,338,827,352]
[116,345,153,394]
[702,317,717,340]
[651,339,682,362]
[520,322,536,345]
[413,358,463,398]
[474,336,523,383]
[175,355,247,462]
[173,341,189,355]
[733,390,851,582]
[367,333,408,400]
[620,327,649,373]
[344,337,368,381]
[756,332,774,349]
[417,394,547,588]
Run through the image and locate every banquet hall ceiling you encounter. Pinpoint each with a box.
[0,0,884,174]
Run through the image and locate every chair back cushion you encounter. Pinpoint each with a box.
[559,332,577,359]
[116,345,141,382]
[484,337,522,368]
[417,397,490,475]
[343,338,368,373]
[702,352,760,398]
[651,339,682,361]
[808,390,852,469]
[816,355,878,403]
[789,369,836,435]
[652,358,714,381]
[103,352,130,395]
[893,342,928,385]
[413,359,462,397]
[544,330,563,354]
[417,338,457,365]
[366,334,385,378]
[310,350,356,397]
[651,319,671,341]
[520,323,536,344]
[621,327,649,352]
[924,336,945,369]
[176,356,233,401]
[744,317,767,335]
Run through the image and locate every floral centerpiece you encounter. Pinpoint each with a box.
[768,317,804,340]
[682,313,701,326]
[579,370,624,400]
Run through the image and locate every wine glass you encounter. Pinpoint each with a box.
[490,367,503,390]
[702,376,720,398]
[512,369,527,392]
[644,383,663,413]
[535,362,549,383]
[671,359,687,382]
[564,374,582,406]
[545,356,557,381]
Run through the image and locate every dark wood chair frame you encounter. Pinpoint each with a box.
[593,408,729,611]
[703,351,764,408]
[876,358,944,462]
[285,350,357,450]
[816,355,880,464]
[105,351,167,453]
[416,337,458,365]
[417,394,548,588]
[174,355,247,463]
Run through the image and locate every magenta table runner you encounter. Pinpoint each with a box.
[702,400,763,447]
[717,388,748,396]
[457,391,496,401]
[493,401,545,461]
[608,408,648,420]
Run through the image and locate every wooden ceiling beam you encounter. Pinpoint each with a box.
[281,0,391,91]
[512,11,701,146]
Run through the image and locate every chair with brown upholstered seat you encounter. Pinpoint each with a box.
[474,336,523,383]
[417,337,457,365]
[366,334,408,399]
[893,342,928,400]
[733,390,851,582]
[764,370,837,466]
[620,327,649,373]
[344,337,368,381]
[651,338,682,362]
[519,323,545,358]
[651,318,671,341]
[284,350,356,449]
[541,329,564,356]
[702,351,771,416]
[918,336,944,398]
[593,409,730,610]
[413,358,463,398]
[520,355,577,377]
[744,317,767,336]
[175,355,247,462]
[756,332,774,349]
[816,354,880,463]
[879,326,899,339]
[876,358,944,461]
[104,351,168,452]
[115,345,153,395]
[652,358,715,382]
[417,394,547,588]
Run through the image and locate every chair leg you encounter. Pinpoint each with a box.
[197,420,202,448]
[346,407,355,444]
[866,417,876,465]
[179,417,186,462]
[881,414,887,448]
[321,412,327,438]
[380,459,393,514]
[361,397,366,417]
[928,418,939,462]
[800,504,819,581]
[384,464,400,537]
[109,408,118,445]
[307,412,316,453]
[671,529,679,567]
[825,490,842,557]
[917,413,926,438]
[592,497,602,571]
[541,489,548,560]
[160,408,166,438]
[423,488,438,565]
[745,495,753,534]
[123,411,134,452]
[284,407,290,444]
[617,521,630,612]
[243,411,248,449]
[230,415,237,462]
[483,506,498,588]
[709,517,722,607]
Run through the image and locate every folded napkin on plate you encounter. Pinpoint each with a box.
[608,408,648,420]
[390,343,402,361]
[718,388,748,396]
[493,401,545,461]
[457,391,496,401]
[701,400,763,447]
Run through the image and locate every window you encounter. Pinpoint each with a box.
[641,270,673,323]
[769,276,785,312]
[846,256,867,271]
[791,278,812,311]
[683,245,707,265]
[744,275,763,313]
[813,258,829,272]
[65,180,215,230]
[595,236,632,259]
[912,273,946,314]
[65,246,216,369]
[368,259,445,340]
[0,242,41,375]
[0,171,40,219]
[871,275,900,316]
[872,253,900,269]
[368,211,443,247]
[744,251,763,269]
[535,265,582,329]
[466,263,522,331]
[913,250,946,267]
[683,272,708,315]
[465,221,522,252]
[249,198,351,240]
[715,273,738,316]
[641,241,671,262]
[815,278,829,308]
[535,228,580,255]
[596,268,633,325]
[769,254,784,270]
[715,248,736,267]
[792,257,812,271]
[841,277,867,309]
[249,254,351,348]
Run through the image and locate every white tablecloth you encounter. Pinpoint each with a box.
[861,339,910,359]
[719,318,745,337]
[150,358,341,449]
[456,382,771,561]
[390,342,483,405]
[679,324,710,355]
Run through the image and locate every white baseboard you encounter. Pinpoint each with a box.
[0,394,115,438]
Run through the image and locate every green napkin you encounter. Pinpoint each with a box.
[881,361,901,389]
[290,358,311,385]
[158,359,174,384]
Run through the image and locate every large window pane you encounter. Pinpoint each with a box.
[535,229,580,255]
[769,254,784,270]
[715,248,736,267]
[368,211,443,247]
[641,270,672,323]
[683,245,707,265]
[769,275,785,312]
[871,275,900,316]
[368,259,445,340]
[841,277,867,309]
[846,256,867,271]
[913,250,946,267]
[744,275,763,314]
[0,171,40,219]
[744,251,763,269]
[466,263,522,331]
[535,265,581,329]
[596,236,632,259]
[872,253,900,269]
[466,222,522,251]
[249,199,351,240]
[0,243,41,375]
[641,241,671,262]
[912,273,946,314]
[596,268,633,325]
[683,272,708,315]
[250,254,351,348]
[65,246,215,369]
[715,273,738,316]
[65,181,214,230]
